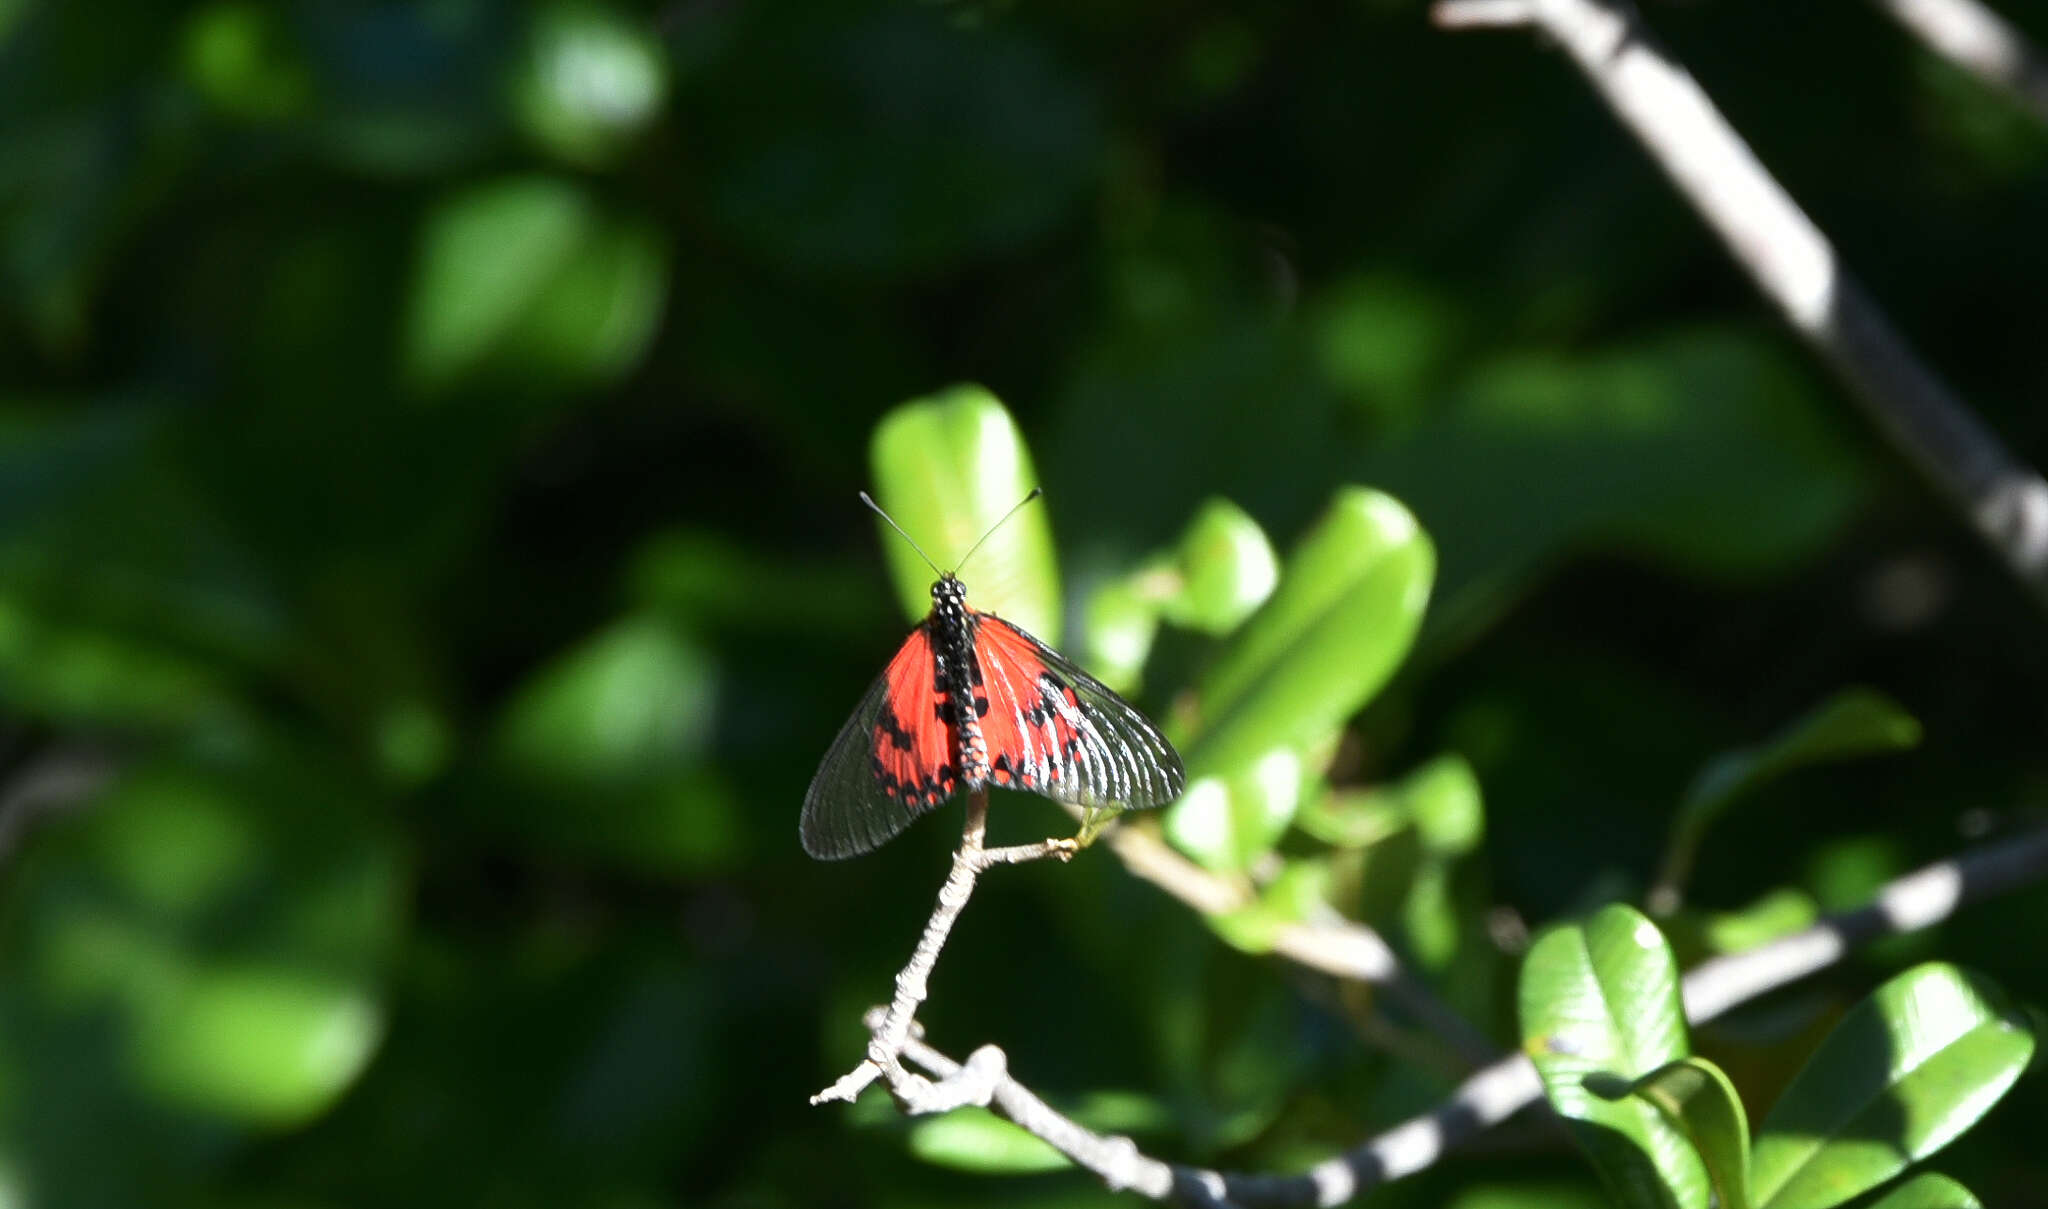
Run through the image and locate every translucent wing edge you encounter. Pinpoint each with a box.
[800,655,945,860]
[977,616,1186,811]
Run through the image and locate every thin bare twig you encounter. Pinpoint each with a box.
[811,789,1076,1110]
[1432,0,1534,29]
[894,824,2048,1204]
[1872,0,2048,127]
[1432,0,2048,609]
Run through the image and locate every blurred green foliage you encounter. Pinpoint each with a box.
[4,0,2048,1207]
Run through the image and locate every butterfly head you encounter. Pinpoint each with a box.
[930,573,969,624]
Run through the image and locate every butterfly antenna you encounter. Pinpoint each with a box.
[952,488,1044,574]
[858,491,943,576]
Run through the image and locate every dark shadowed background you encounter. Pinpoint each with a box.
[4,0,2047,1206]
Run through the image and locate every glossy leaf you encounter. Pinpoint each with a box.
[1853,1173,1982,1209]
[1207,858,1332,954]
[906,1092,1169,1173]
[869,385,1059,644]
[1084,575,1161,694]
[1521,905,1707,1209]
[1751,964,2035,1209]
[1165,746,1314,873]
[1179,486,1433,782]
[1294,784,1409,850]
[1702,889,1819,955]
[1612,1057,1752,1209]
[1161,497,1279,634]
[1653,689,1920,908]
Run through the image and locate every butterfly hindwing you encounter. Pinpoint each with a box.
[800,626,961,860]
[971,614,1185,811]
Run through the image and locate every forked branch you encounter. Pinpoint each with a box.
[810,789,1077,1111]
[890,824,2048,1205]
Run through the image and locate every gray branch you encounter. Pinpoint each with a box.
[1872,0,2048,127]
[892,824,2048,1204]
[811,790,1077,1110]
[1433,0,2048,607]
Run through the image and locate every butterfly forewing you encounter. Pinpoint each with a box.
[971,615,1185,810]
[800,626,960,860]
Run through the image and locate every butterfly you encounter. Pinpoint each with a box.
[801,490,1187,860]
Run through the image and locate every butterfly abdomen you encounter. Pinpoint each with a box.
[929,574,993,787]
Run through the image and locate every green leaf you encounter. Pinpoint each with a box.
[405,177,593,392]
[906,1092,1169,1173]
[512,1,669,168]
[496,614,719,786]
[869,385,1059,644]
[1164,745,1317,873]
[906,1107,1066,1173]
[1179,486,1432,782]
[1160,498,1278,634]
[1520,904,1707,1209]
[1398,755,1485,857]
[1083,574,1162,695]
[495,215,668,391]
[1751,963,2035,1209]
[1701,888,1820,955]
[1294,785,1409,850]
[1206,858,1332,954]
[1652,689,1920,909]
[1852,1173,1982,1209]
[1609,1057,1752,1209]
[12,751,406,1126]
[1359,328,1869,624]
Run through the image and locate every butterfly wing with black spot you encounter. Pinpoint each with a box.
[971,614,1185,811]
[800,625,964,860]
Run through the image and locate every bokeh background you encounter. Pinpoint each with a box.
[5,0,2048,1206]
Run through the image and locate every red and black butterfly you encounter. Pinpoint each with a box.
[801,491,1186,860]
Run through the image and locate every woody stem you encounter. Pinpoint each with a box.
[811,790,1073,1109]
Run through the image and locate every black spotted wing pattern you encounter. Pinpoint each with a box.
[971,615,1185,811]
[800,626,961,860]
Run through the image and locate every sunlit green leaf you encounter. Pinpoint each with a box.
[1751,964,2035,1209]
[1521,905,1707,1209]
[1161,498,1278,634]
[868,385,1059,644]
[1206,858,1331,954]
[1607,1057,1751,1209]
[404,178,669,396]
[513,1,669,167]
[1083,575,1161,695]
[496,215,668,391]
[1166,745,1316,873]
[1179,486,1432,782]
[406,177,593,392]
[12,752,406,1126]
[1853,1172,1982,1209]
[1702,889,1819,955]
[1294,785,1409,850]
[906,1092,1169,1173]
[496,614,718,787]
